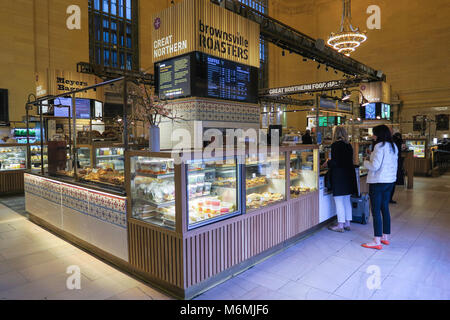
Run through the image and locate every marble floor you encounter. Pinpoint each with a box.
[1,173,450,300]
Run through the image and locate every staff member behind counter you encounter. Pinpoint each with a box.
[302,130,313,144]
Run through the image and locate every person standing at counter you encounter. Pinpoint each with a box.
[390,132,404,204]
[326,126,358,233]
[362,125,398,250]
[302,130,313,144]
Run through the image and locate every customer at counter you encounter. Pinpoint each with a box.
[326,126,358,233]
[302,130,313,144]
[362,125,398,250]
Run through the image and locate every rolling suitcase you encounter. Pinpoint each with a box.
[351,193,370,224]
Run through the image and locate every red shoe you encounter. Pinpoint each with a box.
[361,243,382,250]
[381,240,390,245]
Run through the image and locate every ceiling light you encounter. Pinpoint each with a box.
[342,90,351,100]
[327,0,367,56]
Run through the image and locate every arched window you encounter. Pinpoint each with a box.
[89,0,139,70]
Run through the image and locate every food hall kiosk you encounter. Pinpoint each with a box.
[25,144,321,299]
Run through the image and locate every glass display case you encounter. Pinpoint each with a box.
[0,145,27,171]
[95,146,125,171]
[30,145,48,172]
[245,152,286,211]
[187,157,240,229]
[405,139,426,158]
[289,149,318,198]
[77,145,125,188]
[127,146,320,232]
[130,156,176,229]
[77,146,92,169]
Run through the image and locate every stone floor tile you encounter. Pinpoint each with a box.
[298,256,362,293]
[0,271,28,292]
[107,287,153,300]
[371,275,450,300]
[334,271,384,300]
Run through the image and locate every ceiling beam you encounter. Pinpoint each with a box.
[211,0,384,82]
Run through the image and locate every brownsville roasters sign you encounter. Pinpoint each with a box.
[151,0,260,68]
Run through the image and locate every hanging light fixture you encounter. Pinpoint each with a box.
[328,0,367,56]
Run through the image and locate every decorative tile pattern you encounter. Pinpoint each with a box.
[162,98,260,123]
[24,174,127,229]
[61,184,89,214]
[24,174,61,205]
[89,191,127,228]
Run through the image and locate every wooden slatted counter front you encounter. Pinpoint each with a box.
[125,145,321,299]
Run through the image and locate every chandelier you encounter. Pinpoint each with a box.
[327,0,367,56]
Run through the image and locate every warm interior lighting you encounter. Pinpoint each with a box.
[328,0,367,56]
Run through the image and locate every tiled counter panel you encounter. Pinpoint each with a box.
[24,174,128,261]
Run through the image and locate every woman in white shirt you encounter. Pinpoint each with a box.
[362,125,398,250]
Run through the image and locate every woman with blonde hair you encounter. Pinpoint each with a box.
[326,126,358,232]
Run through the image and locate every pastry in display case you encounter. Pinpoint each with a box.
[78,167,124,186]
[95,147,124,171]
[0,146,27,171]
[130,157,177,229]
[289,149,318,198]
[187,157,240,228]
[77,147,91,169]
[245,152,286,210]
[405,139,426,158]
[30,145,48,172]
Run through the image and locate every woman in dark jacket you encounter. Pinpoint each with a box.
[390,132,404,203]
[326,126,358,232]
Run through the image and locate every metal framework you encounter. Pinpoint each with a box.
[212,0,384,82]
[259,77,365,97]
[76,62,154,85]
[259,96,314,107]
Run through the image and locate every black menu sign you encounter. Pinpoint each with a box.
[206,55,253,102]
[157,55,191,100]
[155,52,258,103]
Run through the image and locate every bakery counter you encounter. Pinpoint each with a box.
[125,145,320,299]
[0,143,29,194]
[24,173,129,265]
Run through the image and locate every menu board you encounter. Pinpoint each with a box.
[319,97,337,110]
[155,52,258,103]
[54,98,91,119]
[365,103,376,119]
[156,55,191,100]
[205,55,254,102]
[337,101,352,112]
